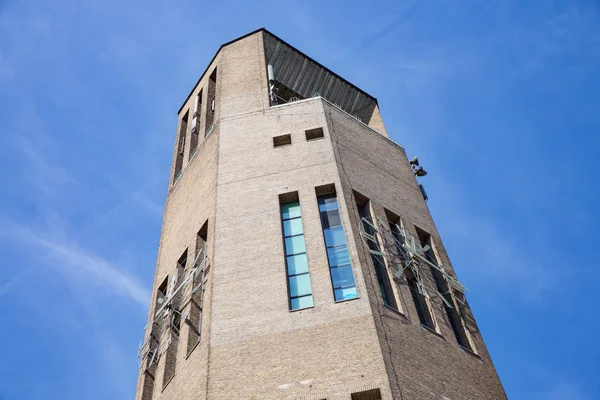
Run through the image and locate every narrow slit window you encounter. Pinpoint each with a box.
[386,211,409,262]
[417,230,474,351]
[316,186,358,302]
[356,195,396,309]
[140,276,169,400]
[205,68,217,137]
[280,193,313,310]
[305,127,324,141]
[190,90,203,156]
[273,134,292,147]
[187,221,208,356]
[163,250,187,387]
[406,269,436,330]
[140,373,155,400]
[173,111,188,182]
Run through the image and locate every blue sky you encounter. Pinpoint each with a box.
[1,0,599,399]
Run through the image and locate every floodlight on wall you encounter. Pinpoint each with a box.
[410,156,427,177]
[414,166,428,177]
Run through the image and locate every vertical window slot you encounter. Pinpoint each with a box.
[280,193,313,310]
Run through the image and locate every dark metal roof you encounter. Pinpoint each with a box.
[177,28,377,114]
[263,31,377,117]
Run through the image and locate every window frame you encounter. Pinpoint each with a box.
[317,190,359,303]
[417,230,477,352]
[356,198,398,310]
[280,197,314,311]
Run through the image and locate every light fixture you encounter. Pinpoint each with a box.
[414,166,427,177]
[410,156,427,176]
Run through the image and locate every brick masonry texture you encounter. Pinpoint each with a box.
[135,30,507,400]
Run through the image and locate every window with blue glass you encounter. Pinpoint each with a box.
[281,200,314,310]
[317,193,358,301]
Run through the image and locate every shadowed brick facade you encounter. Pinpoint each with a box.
[135,28,507,400]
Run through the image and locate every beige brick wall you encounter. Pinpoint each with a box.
[135,30,506,400]
[324,101,506,399]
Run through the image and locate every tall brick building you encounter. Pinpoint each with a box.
[135,28,507,400]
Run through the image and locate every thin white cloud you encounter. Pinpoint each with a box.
[0,267,32,297]
[2,222,150,307]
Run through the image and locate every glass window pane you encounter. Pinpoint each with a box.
[281,201,301,219]
[327,246,351,267]
[285,235,306,255]
[331,265,356,289]
[286,253,309,275]
[289,274,312,297]
[324,226,347,248]
[334,286,358,301]
[291,295,313,310]
[283,218,304,237]
[318,196,339,212]
[320,209,341,229]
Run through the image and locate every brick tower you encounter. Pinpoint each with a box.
[135,28,507,400]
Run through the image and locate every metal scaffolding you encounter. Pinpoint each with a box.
[137,248,209,376]
[357,216,468,310]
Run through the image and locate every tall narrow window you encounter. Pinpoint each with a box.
[418,230,473,351]
[317,186,358,301]
[163,251,187,387]
[386,211,409,262]
[406,269,436,330]
[173,111,188,182]
[141,276,169,400]
[386,212,436,329]
[140,373,155,400]
[280,193,313,310]
[190,90,203,156]
[355,195,396,309]
[205,68,217,137]
[187,222,208,356]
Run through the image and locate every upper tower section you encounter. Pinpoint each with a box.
[171,28,388,186]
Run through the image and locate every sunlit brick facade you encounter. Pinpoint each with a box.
[135,29,507,400]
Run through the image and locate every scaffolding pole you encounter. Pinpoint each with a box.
[137,248,209,372]
[357,216,468,311]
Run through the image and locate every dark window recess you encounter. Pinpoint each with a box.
[356,196,396,309]
[418,230,472,351]
[273,134,292,147]
[141,276,169,400]
[163,250,187,387]
[406,269,436,330]
[173,111,189,182]
[205,68,217,137]
[140,374,155,400]
[305,127,324,140]
[386,212,409,262]
[351,388,382,400]
[190,90,203,156]
[187,222,208,356]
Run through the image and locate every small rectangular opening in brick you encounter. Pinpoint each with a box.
[305,127,324,141]
[351,388,382,400]
[273,134,292,147]
[314,183,335,197]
